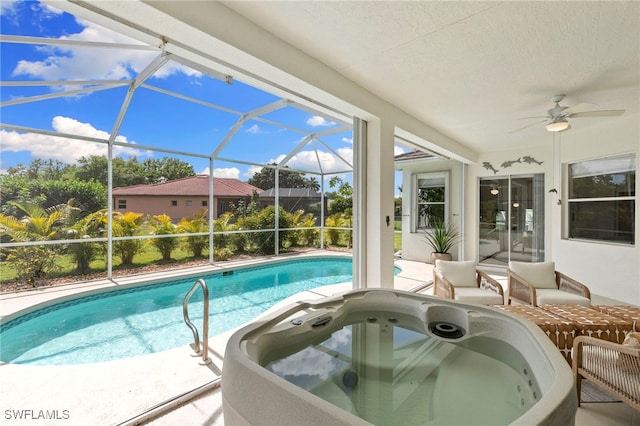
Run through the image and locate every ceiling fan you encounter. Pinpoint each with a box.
[510,94,625,133]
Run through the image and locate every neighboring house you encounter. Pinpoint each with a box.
[258,188,326,217]
[112,175,260,221]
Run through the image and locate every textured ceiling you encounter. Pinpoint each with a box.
[222,1,640,153]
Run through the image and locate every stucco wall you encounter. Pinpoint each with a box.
[465,115,639,305]
[399,159,463,263]
[114,195,211,222]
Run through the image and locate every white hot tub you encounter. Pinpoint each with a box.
[222,289,577,425]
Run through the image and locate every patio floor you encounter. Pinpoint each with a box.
[0,256,637,425]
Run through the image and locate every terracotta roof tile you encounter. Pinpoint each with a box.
[112,175,260,197]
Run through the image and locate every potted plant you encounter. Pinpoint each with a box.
[423,221,460,264]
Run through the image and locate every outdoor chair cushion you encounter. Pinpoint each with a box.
[535,289,591,306]
[435,260,477,287]
[453,288,504,305]
[509,261,557,289]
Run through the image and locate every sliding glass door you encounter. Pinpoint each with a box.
[479,174,545,266]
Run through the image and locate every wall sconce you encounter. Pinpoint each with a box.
[549,188,561,205]
[490,188,499,196]
[512,202,520,208]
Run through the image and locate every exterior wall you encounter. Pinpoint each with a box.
[113,195,210,222]
[464,115,639,305]
[399,159,464,263]
[551,115,639,305]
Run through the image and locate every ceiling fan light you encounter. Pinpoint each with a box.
[546,118,570,132]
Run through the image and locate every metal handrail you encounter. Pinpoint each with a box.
[182,279,211,364]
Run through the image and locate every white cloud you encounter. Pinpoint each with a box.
[10,16,200,83]
[245,165,263,178]
[394,145,407,156]
[0,0,19,16]
[0,115,151,163]
[306,116,336,127]
[342,137,353,144]
[213,167,240,179]
[282,148,352,173]
[245,124,263,134]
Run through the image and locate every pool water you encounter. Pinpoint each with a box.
[263,311,539,425]
[0,257,374,366]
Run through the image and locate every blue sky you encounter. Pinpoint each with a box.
[2,0,402,186]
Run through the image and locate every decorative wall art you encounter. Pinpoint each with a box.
[481,156,543,174]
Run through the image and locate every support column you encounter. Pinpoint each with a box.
[355,118,395,289]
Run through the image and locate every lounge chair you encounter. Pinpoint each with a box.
[434,260,504,305]
[508,261,591,307]
[572,334,640,410]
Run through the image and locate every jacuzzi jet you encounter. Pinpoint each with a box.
[311,316,332,328]
[342,370,359,389]
[430,321,465,339]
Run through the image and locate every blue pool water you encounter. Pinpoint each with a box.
[0,257,386,366]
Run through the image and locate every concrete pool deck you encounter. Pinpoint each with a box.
[2,256,636,425]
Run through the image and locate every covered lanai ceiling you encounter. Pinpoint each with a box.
[220,1,639,153]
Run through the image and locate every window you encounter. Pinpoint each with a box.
[568,154,635,244]
[414,172,447,231]
[186,200,192,207]
[171,200,177,206]
[117,199,126,209]
[201,200,208,207]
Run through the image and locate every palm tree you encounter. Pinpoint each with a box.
[111,211,145,265]
[178,209,210,257]
[66,210,106,274]
[148,214,179,261]
[0,202,67,285]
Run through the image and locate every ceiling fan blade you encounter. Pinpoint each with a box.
[516,115,548,120]
[561,102,597,115]
[568,109,625,118]
[509,119,547,134]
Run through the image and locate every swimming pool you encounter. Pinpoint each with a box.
[1,257,389,366]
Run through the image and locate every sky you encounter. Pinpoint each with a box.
[0,0,405,192]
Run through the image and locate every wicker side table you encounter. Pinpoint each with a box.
[494,304,577,363]
[540,304,633,345]
[592,305,640,332]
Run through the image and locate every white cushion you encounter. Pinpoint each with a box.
[509,261,557,289]
[436,260,477,287]
[535,289,591,306]
[454,288,504,305]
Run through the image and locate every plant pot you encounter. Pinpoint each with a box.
[430,252,453,265]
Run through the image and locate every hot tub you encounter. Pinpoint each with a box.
[222,289,577,425]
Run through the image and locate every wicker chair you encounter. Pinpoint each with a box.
[572,335,640,410]
[507,261,591,307]
[434,260,504,305]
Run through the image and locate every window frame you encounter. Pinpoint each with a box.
[117,199,127,210]
[565,153,635,245]
[412,171,449,233]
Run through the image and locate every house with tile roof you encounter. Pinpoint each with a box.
[112,175,261,221]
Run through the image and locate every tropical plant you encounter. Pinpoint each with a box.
[148,214,179,261]
[66,210,106,274]
[0,201,68,285]
[213,211,236,251]
[178,209,209,257]
[238,205,292,255]
[423,221,460,254]
[111,211,145,265]
[325,213,349,246]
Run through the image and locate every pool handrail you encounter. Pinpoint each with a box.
[182,279,211,365]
